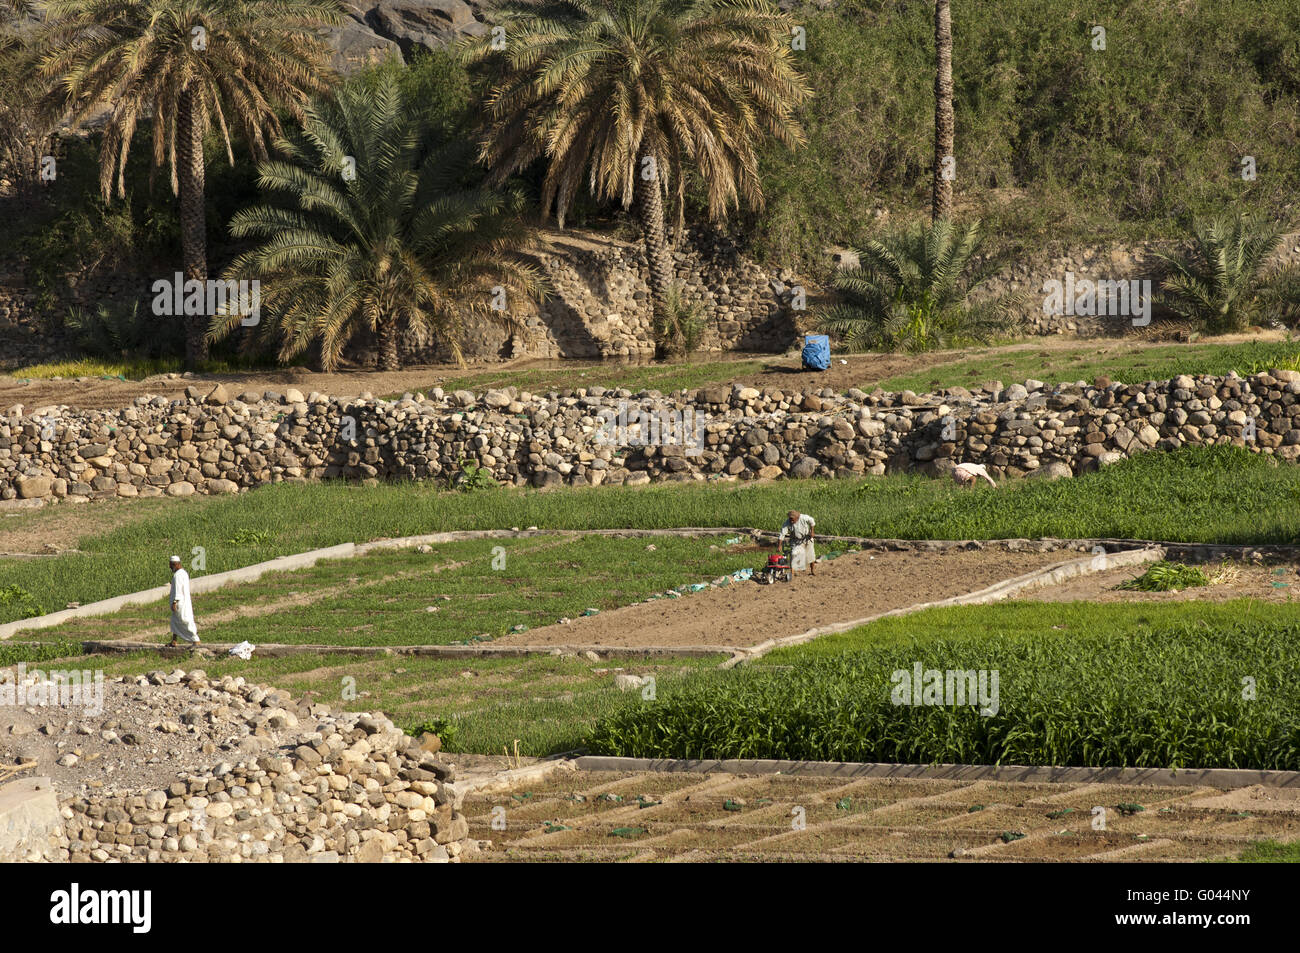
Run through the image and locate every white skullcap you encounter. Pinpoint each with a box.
[169,555,181,562]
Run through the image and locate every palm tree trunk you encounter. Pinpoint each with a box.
[377,315,400,371]
[634,155,676,339]
[931,0,954,222]
[177,85,209,368]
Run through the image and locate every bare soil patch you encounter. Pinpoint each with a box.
[463,769,1298,862]
[495,548,1069,648]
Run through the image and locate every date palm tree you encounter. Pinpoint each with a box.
[39,0,344,367]
[931,0,954,221]
[814,219,1018,353]
[0,1,50,195]
[1155,212,1290,335]
[212,73,546,371]
[465,0,809,330]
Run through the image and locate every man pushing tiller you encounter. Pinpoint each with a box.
[777,509,817,580]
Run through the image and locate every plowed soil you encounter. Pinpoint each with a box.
[464,769,1300,863]
[496,548,1069,648]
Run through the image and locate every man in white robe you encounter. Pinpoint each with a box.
[779,510,817,577]
[168,556,200,647]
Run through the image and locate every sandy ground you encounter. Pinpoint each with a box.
[496,549,1069,648]
[464,769,1300,863]
[1022,560,1300,605]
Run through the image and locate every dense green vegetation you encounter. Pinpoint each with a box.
[766,599,1300,660]
[814,219,1020,352]
[587,617,1300,769]
[0,638,81,667]
[748,0,1300,270]
[6,0,1298,368]
[3,446,1297,622]
[1227,841,1300,863]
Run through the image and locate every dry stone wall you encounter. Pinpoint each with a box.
[398,226,802,363]
[5,369,1300,502]
[967,234,1300,336]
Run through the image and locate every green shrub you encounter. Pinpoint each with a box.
[64,301,186,362]
[447,456,498,493]
[0,584,45,620]
[653,283,708,359]
[1154,212,1289,334]
[1117,561,1210,592]
[813,219,1019,352]
[407,716,459,751]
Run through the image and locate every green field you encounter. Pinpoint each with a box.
[15,534,756,646]
[3,446,1297,623]
[588,607,1300,770]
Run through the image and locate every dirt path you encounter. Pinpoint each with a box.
[495,548,1068,648]
[1022,560,1300,605]
[0,351,946,412]
[17,332,1282,414]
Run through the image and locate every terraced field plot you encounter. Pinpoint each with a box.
[463,771,1300,862]
[15,534,760,646]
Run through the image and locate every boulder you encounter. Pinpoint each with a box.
[1027,461,1073,480]
[367,0,485,56]
[318,16,402,74]
[15,474,52,499]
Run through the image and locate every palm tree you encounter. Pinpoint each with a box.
[0,2,49,195]
[1155,212,1289,335]
[931,0,954,222]
[39,0,344,368]
[211,73,546,371]
[465,0,809,330]
[814,219,1017,353]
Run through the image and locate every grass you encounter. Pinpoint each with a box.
[10,336,1297,402]
[1226,841,1300,863]
[587,615,1300,770]
[0,639,83,667]
[764,599,1300,662]
[19,534,759,646]
[877,340,1300,394]
[3,445,1298,623]
[18,647,722,757]
[5,357,274,382]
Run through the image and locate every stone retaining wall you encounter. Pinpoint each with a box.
[5,368,1300,501]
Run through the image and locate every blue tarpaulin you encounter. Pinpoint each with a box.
[801,334,831,371]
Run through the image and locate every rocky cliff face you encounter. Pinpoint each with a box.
[8,2,491,75]
[326,1,492,72]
